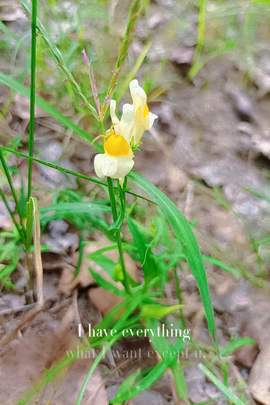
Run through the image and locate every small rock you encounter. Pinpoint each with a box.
[131,390,166,405]
[249,345,270,405]
[226,87,255,122]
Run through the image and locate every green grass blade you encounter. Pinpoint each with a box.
[1,146,155,204]
[76,339,116,405]
[111,359,171,404]
[102,0,144,115]
[0,148,20,214]
[220,337,255,357]
[116,40,152,101]
[203,255,241,279]
[0,73,94,145]
[199,364,245,405]
[21,0,99,122]
[0,187,24,240]
[90,270,125,296]
[27,0,38,199]
[130,172,216,340]
[189,0,207,79]
[128,217,157,285]
[171,361,188,400]
[26,197,34,251]
[0,148,26,239]
[40,201,110,216]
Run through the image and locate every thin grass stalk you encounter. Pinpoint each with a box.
[107,177,131,294]
[1,146,156,205]
[101,0,143,118]
[0,149,19,209]
[21,0,99,122]
[0,149,26,239]
[27,0,38,200]
[76,339,116,405]
[188,0,207,79]
[0,187,23,238]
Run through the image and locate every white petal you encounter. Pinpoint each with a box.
[148,112,158,129]
[119,103,135,141]
[113,157,134,178]
[94,154,133,179]
[94,154,116,178]
[129,79,147,107]
[110,99,119,126]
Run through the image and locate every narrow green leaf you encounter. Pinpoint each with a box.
[220,337,256,357]
[128,217,156,284]
[0,73,94,145]
[130,172,216,340]
[199,364,245,405]
[27,0,38,199]
[1,146,154,205]
[141,303,182,320]
[203,255,241,279]
[111,359,171,404]
[21,0,99,122]
[26,197,34,250]
[90,270,124,297]
[171,361,188,400]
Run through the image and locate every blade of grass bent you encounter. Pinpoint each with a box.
[1,147,155,204]
[0,148,26,238]
[0,187,23,239]
[199,364,245,405]
[129,172,216,340]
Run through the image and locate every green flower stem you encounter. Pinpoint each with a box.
[27,0,38,200]
[107,177,131,294]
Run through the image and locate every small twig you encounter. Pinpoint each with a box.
[184,181,194,221]
[0,303,35,317]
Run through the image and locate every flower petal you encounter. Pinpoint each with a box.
[129,79,147,107]
[110,99,119,126]
[94,154,134,179]
[119,103,135,142]
[113,156,134,179]
[94,154,116,178]
[148,112,158,129]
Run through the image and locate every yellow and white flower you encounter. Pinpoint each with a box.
[129,79,157,146]
[94,79,157,180]
[94,128,134,180]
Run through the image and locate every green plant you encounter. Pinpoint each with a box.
[0,1,256,404]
